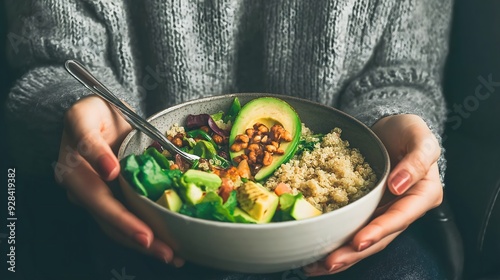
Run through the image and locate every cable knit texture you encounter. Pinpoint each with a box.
[4,0,452,180]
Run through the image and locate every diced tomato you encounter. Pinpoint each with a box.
[274,182,292,196]
[219,177,234,203]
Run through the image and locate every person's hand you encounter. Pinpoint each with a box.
[303,114,443,276]
[54,95,184,267]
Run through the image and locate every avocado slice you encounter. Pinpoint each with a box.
[236,181,279,223]
[229,97,302,181]
[178,169,223,205]
[156,189,183,212]
[290,194,322,220]
[233,207,257,224]
[273,193,297,222]
[279,193,298,212]
[179,183,205,205]
[181,169,222,192]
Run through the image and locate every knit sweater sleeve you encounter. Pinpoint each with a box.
[339,0,452,182]
[4,0,142,175]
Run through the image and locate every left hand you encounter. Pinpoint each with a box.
[303,114,443,276]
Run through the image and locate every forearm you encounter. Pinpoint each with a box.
[339,0,453,183]
[4,66,137,175]
[342,66,447,133]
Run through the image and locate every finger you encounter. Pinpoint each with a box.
[388,132,440,195]
[63,96,130,181]
[352,164,442,251]
[56,133,179,264]
[303,231,401,276]
[56,130,120,182]
[77,131,120,181]
[95,217,176,264]
[62,157,157,250]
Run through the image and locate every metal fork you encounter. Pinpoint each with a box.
[64,59,200,164]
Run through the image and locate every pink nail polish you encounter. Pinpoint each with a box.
[133,233,151,248]
[328,263,344,272]
[154,251,170,264]
[358,240,372,251]
[391,170,411,194]
[97,154,117,179]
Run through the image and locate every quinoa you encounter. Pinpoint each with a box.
[264,126,377,213]
[166,123,185,137]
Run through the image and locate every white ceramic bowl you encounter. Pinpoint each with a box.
[117,93,389,273]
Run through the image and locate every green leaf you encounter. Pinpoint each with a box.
[193,140,217,159]
[296,134,324,155]
[120,154,183,201]
[144,147,170,169]
[223,190,237,215]
[186,129,218,148]
[211,111,224,121]
[223,97,241,123]
[195,191,236,222]
[137,155,172,200]
[212,154,231,169]
[120,155,148,197]
[179,204,197,217]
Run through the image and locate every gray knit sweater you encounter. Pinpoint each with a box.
[4,0,452,177]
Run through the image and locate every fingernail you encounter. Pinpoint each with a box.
[152,245,173,264]
[357,240,372,251]
[154,251,170,264]
[97,154,117,179]
[391,170,411,194]
[328,263,344,272]
[133,233,151,248]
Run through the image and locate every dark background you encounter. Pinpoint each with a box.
[1,0,9,168]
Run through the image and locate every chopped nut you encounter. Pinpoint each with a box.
[282,131,292,142]
[262,151,273,166]
[245,128,254,136]
[235,134,249,143]
[172,137,183,147]
[231,122,295,174]
[248,151,257,164]
[170,164,179,170]
[213,134,224,145]
[265,145,277,153]
[256,123,269,133]
[252,135,262,143]
[230,143,242,152]
[200,126,210,133]
[248,143,260,152]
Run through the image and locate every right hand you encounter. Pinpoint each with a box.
[55,95,184,267]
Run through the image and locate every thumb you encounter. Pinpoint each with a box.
[388,134,440,195]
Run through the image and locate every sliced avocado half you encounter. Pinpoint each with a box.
[229,97,301,181]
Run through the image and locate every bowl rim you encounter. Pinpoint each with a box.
[118,93,390,229]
